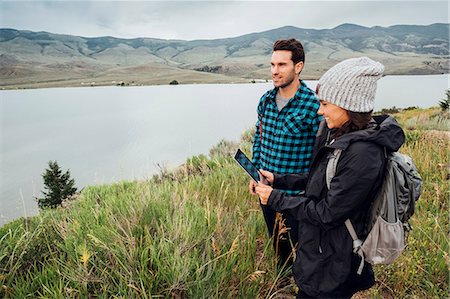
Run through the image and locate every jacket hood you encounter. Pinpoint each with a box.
[327,115,405,152]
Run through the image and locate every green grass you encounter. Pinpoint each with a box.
[1,109,448,298]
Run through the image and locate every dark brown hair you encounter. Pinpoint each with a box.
[273,39,305,64]
[331,111,373,139]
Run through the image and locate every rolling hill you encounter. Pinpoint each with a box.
[0,23,448,88]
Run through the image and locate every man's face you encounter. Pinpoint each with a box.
[270,50,303,88]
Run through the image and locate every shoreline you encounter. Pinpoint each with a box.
[1,72,448,91]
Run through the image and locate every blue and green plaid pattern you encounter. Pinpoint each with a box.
[252,80,321,192]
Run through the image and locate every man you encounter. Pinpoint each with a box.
[249,39,321,265]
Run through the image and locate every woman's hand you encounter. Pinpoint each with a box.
[259,169,274,185]
[249,179,258,195]
[250,169,274,196]
[255,183,273,205]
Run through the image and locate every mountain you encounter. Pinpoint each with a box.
[0,23,448,88]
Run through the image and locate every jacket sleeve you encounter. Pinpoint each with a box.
[268,143,383,231]
[272,173,308,190]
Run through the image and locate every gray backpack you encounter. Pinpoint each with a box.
[326,148,422,275]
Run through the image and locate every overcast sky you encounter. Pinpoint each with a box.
[0,1,448,40]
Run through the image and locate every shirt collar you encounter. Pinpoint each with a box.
[268,79,305,101]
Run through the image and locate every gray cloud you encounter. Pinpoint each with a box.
[0,1,448,40]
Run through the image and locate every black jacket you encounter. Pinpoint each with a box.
[268,115,405,298]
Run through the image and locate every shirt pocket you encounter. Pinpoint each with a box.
[283,112,309,136]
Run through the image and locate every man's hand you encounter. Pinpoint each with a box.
[255,183,273,205]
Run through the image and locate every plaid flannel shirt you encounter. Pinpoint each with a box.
[252,80,321,193]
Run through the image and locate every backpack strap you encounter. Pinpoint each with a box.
[345,219,365,275]
[325,148,342,189]
[326,148,365,275]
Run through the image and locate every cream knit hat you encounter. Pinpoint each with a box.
[316,57,384,112]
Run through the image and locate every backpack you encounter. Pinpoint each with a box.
[326,148,422,275]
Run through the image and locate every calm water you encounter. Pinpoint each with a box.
[1,74,448,226]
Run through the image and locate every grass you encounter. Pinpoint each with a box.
[391,106,450,131]
[0,108,448,298]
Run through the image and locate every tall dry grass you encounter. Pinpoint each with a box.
[1,108,448,298]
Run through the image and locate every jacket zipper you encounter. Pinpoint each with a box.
[318,230,323,254]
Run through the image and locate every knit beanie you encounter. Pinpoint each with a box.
[316,57,384,112]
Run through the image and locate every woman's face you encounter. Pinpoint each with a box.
[318,100,350,129]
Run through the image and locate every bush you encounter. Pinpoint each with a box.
[37,161,77,209]
[209,139,239,158]
[379,106,400,114]
[439,89,449,111]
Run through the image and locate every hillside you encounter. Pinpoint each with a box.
[1,23,449,89]
[0,108,448,298]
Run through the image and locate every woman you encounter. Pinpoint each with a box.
[252,57,405,298]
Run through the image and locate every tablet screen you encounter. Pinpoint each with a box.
[234,149,261,182]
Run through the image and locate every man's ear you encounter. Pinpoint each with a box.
[295,61,304,75]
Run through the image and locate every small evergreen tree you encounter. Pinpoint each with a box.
[439,89,449,111]
[37,161,77,209]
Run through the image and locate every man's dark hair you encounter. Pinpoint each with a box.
[273,39,305,64]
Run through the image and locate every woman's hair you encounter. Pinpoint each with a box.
[331,111,373,139]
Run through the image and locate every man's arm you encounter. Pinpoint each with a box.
[252,120,261,169]
[303,95,322,131]
[252,96,265,169]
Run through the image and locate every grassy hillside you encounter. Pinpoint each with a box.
[0,108,448,298]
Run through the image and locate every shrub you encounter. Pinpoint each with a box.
[379,106,400,114]
[439,89,449,111]
[209,139,239,158]
[37,161,77,209]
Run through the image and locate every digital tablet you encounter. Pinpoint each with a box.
[234,149,264,182]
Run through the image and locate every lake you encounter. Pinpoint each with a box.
[1,74,448,226]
